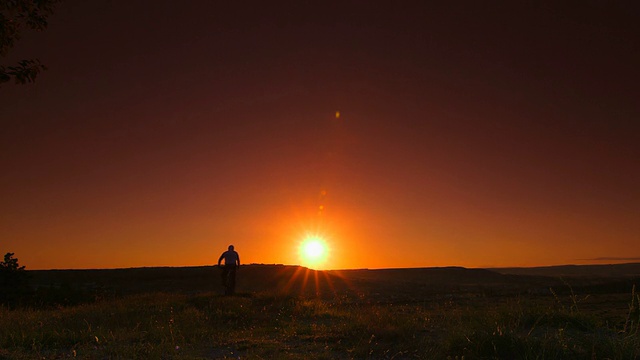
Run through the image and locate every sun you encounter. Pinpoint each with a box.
[299,236,329,269]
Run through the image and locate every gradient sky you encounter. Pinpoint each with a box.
[1,1,639,270]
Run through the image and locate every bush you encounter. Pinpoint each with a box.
[0,252,30,306]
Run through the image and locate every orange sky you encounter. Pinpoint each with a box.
[1,1,639,270]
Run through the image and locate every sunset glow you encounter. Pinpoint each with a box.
[1,2,638,271]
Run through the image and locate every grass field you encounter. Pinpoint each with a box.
[1,265,640,359]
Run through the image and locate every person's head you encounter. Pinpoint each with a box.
[228,245,234,251]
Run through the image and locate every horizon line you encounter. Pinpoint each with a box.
[25,261,640,272]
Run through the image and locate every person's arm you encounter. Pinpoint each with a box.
[236,252,240,267]
[218,252,225,266]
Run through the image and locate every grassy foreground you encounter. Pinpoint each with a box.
[1,288,639,359]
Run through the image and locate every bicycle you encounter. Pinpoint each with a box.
[220,265,237,296]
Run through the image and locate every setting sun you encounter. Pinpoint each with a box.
[299,237,329,269]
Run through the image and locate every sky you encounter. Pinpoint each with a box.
[1,1,639,270]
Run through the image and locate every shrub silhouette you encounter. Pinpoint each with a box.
[0,252,29,305]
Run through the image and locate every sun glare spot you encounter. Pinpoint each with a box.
[299,237,329,269]
[304,240,325,258]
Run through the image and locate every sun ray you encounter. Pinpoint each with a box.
[282,266,305,295]
[314,269,320,296]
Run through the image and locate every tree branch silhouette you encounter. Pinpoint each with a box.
[0,0,60,85]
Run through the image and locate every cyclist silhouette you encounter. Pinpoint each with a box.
[217,245,240,295]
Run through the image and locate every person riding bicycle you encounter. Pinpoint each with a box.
[217,245,240,294]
